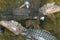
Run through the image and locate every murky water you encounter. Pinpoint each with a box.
[0,0,60,40]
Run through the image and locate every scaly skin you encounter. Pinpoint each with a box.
[39,2,60,15]
[0,20,57,40]
[21,29,57,40]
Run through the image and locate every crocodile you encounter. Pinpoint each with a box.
[0,20,57,40]
[39,2,60,15]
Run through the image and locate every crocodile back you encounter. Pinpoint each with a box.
[26,29,57,40]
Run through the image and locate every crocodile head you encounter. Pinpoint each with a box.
[0,20,28,35]
[39,2,60,15]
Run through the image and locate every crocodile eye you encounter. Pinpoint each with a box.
[40,16,45,21]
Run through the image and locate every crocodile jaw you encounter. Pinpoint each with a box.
[46,7,60,14]
[40,2,60,15]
